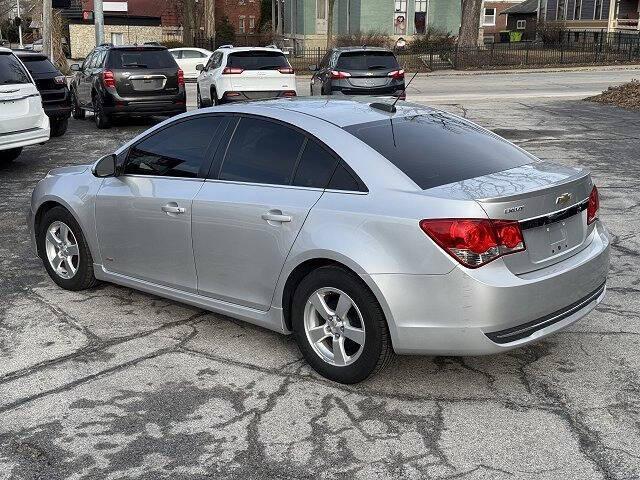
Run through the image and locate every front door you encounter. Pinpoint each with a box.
[95,115,229,291]
[192,116,338,310]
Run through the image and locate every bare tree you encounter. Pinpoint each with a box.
[326,0,336,47]
[458,0,482,47]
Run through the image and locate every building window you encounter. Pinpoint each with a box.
[517,19,526,29]
[249,16,255,32]
[394,0,407,34]
[573,0,582,19]
[239,16,245,34]
[594,0,603,19]
[415,0,427,34]
[539,1,546,21]
[557,0,567,20]
[483,7,496,26]
[111,32,124,45]
[317,0,326,20]
[395,0,407,13]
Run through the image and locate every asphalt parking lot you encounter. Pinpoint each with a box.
[1,70,640,479]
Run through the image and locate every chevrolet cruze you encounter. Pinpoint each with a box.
[28,98,610,383]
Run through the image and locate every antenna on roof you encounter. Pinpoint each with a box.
[370,71,418,113]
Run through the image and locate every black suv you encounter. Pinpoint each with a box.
[309,47,405,99]
[14,51,71,137]
[70,44,186,129]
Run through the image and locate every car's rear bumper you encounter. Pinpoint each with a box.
[220,90,298,103]
[368,221,610,355]
[102,101,187,116]
[0,125,50,151]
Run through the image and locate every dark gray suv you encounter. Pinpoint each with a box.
[309,47,405,99]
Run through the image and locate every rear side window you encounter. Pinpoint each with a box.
[0,53,31,84]
[182,50,207,59]
[292,140,338,189]
[107,49,177,69]
[336,51,399,71]
[220,117,305,185]
[124,116,225,178]
[227,51,289,70]
[344,114,534,190]
[18,56,58,75]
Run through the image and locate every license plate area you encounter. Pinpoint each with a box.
[524,213,586,263]
[0,99,27,117]
[130,77,165,92]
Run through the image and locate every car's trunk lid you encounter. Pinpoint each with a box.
[0,83,42,134]
[457,161,593,274]
[343,70,393,88]
[226,50,295,93]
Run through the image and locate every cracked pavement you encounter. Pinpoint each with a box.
[1,70,639,479]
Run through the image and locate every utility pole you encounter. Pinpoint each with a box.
[16,0,23,48]
[94,0,104,47]
[43,0,52,59]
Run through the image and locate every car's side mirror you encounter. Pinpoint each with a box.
[196,63,204,71]
[92,153,117,178]
[70,63,80,72]
[308,64,318,72]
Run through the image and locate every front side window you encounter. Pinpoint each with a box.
[0,53,31,84]
[219,117,305,185]
[182,49,206,59]
[483,7,496,26]
[124,116,226,178]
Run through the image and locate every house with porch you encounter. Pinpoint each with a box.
[538,0,640,33]
[281,0,462,48]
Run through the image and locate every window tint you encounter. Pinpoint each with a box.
[0,53,31,84]
[18,56,58,75]
[344,114,534,190]
[328,164,360,191]
[182,49,206,59]
[220,117,305,185]
[336,51,399,71]
[124,116,225,178]
[293,140,338,188]
[107,48,176,69]
[227,51,290,70]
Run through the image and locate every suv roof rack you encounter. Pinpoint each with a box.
[219,44,234,49]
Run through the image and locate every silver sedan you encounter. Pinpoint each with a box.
[28,98,610,384]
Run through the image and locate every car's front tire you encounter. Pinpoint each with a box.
[292,266,394,384]
[50,117,69,137]
[38,206,98,291]
[71,90,85,120]
[0,147,23,164]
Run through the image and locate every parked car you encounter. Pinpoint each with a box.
[0,47,49,163]
[24,38,44,52]
[28,98,610,384]
[170,47,213,79]
[69,44,186,129]
[14,51,71,137]
[310,47,405,99]
[195,46,297,107]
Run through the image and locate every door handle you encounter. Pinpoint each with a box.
[162,203,185,214]
[261,211,292,223]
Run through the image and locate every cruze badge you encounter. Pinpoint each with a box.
[504,205,524,214]
[555,193,572,205]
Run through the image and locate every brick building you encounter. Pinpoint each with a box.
[216,0,262,35]
[481,0,523,42]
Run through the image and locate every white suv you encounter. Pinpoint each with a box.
[0,47,49,164]
[195,46,297,107]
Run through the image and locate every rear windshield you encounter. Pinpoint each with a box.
[19,56,58,75]
[344,114,534,190]
[336,51,399,71]
[0,53,31,84]
[107,49,177,69]
[227,51,289,70]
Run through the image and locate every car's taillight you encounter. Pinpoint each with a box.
[281,90,297,97]
[102,70,115,88]
[278,67,295,74]
[177,68,185,87]
[54,75,66,85]
[222,67,244,74]
[419,218,525,268]
[388,69,405,80]
[587,185,599,225]
[330,70,351,79]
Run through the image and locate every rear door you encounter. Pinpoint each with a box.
[335,51,400,89]
[107,47,180,99]
[192,116,338,310]
[0,52,42,135]
[225,50,295,96]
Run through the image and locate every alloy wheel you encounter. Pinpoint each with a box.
[44,221,80,279]
[303,287,365,366]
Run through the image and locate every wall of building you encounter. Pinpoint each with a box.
[68,24,163,58]
[483,1,521,37]
[216,0,261,34]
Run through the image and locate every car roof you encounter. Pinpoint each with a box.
[332,46,394,53]
[234,97,437,128]
[13,50,49,59]
[217,46,283,54]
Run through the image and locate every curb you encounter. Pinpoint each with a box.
[419,64,640,77]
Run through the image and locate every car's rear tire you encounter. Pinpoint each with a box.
[93,96,111,129]
[50,117,69,137]
[0,147,23,164]
[38,206,98,291]
[71,90,85,120]
[292,266,394,384]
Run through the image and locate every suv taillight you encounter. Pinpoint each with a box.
[587,185,599,225]
[222,67,244,74]
[102,70,115,88]
[330,70,351,79]
[278,67,295,74]
[419,219,525,268]
[388,69,405,80]
[54,75,66,85]
[177,68,185,87]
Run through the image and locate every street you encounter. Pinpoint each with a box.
[1,67,639,479]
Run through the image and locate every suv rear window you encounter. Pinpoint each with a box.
[18,56,58,75]
[227,51,289,70]
[0,53,31,84]
[344,114,534,190]
[336,51,399,71]
[107,48,177,69]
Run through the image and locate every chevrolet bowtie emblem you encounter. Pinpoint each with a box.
[555,193,572,205]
